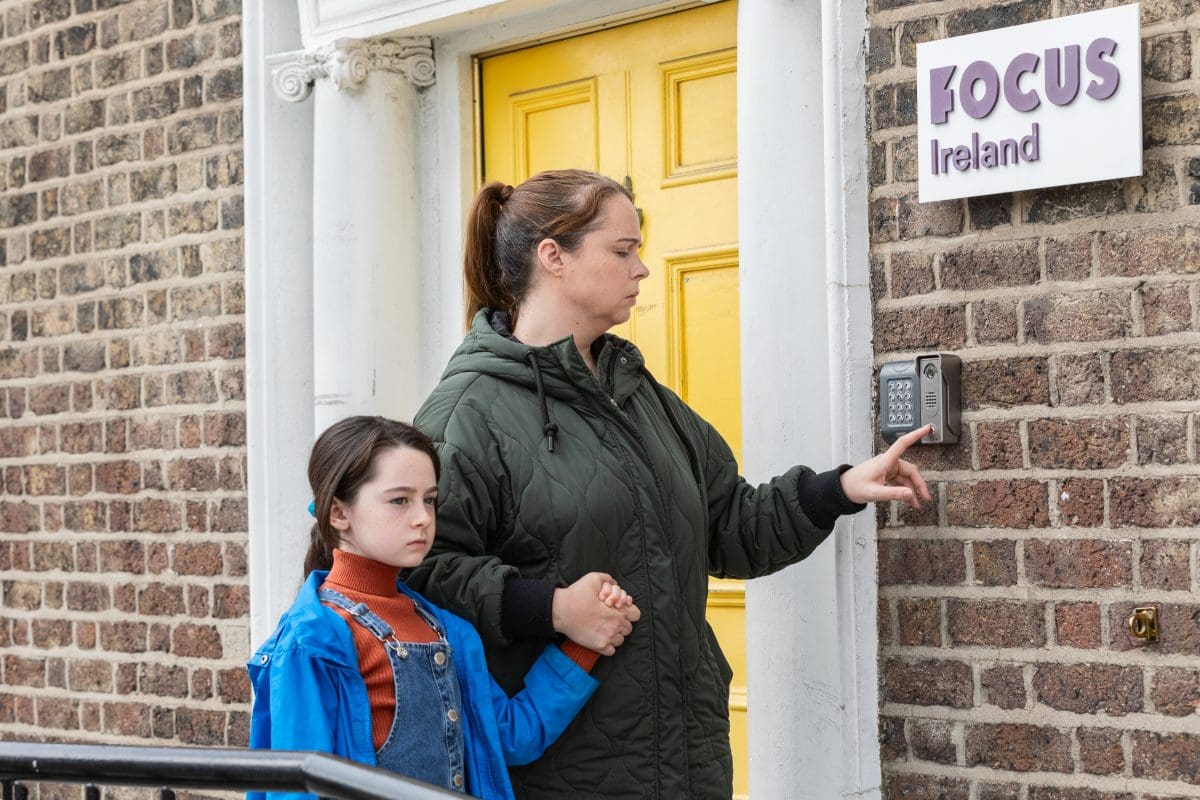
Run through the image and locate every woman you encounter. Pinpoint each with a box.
[407,169,931,799]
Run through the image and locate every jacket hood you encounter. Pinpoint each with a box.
[443,310,646,404]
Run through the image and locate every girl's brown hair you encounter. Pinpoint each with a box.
[464,169,633,322]
[303,416,441,575]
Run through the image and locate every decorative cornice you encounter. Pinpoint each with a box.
[270,36,435,103]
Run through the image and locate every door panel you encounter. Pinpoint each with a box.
[480,5,746,795]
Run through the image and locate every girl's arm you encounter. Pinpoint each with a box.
[486,643,600,766]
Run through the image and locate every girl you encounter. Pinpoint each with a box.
[247,416,638,800]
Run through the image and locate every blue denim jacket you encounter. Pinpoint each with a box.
[247,571,599,800]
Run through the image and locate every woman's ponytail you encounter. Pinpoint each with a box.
[464,181,513,323]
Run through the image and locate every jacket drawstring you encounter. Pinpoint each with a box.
[526,352,559,452]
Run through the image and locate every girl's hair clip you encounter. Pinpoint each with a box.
[307,500,316,518]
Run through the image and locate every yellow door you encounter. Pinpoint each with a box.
[480,4,747,796]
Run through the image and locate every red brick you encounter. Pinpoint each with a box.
[1132,730,1200,783]
[132,498,182,532]
[879,598,893,646]
[878,539,966,585]
[1098,225,1200,277]
[167,457,218,491]
[883,658,973,708]
[973,299,1017,344]
[973,540,1018,586]
[1028,789,1134,800]
[192,667,214,700]
[897,598,940,646]
[3,655,46,686]
[1024,539,1132,589]
[963,357,1049,410]
[1142,284,1192,336]
[31,618,72,648]
[99,621,147,653]
[68,659,112,693]
[946,480,1049,528]
[908,718,954,763]
[102,702,152,737]
[172,623,222,658]
[978,784,1024,800]
[1112,477,1200,528]
[212,497,247,532]
[225,542,248,576]
[1033,663,1143,714]
[213,584,247,619]
[1028,418,1129,470]
[966,723,1072,773]
[1112,348,1200,404]
[138,582,185,616]
[1140,539,1191,590]
[188,584,211,617]
[1078,727,1125,775]
[176,708,227,745]
[94,460,142,494]
[1,501,41,533]
[217,668,251,704]
[36,697,79,731]
[941,240,1039,291]
[879,715,906,761]
[874,305,967,352]
[884,775,969,800]
[1057,478,1105,527]
[976,421,1022,470]
[1137,415,1189,465]
[1055,602,1101,649]
[1025,291,1132,344]
[99,540,144,574]
[1045,235,1093,282]
[62,500,106,533]
[139,663,188,698]
[173,541,222,576]
[948,600,1046,648]
[981,663,1026,710]
[890,251,934,298]
[1151,668,1200,717]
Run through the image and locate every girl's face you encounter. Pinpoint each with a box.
[331,446,437,569]
[555,194,649,331]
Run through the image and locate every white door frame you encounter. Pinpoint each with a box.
[242,1,878,796]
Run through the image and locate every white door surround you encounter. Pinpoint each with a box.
[243,1,878,796]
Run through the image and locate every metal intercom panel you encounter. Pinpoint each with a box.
[879,353,962,444]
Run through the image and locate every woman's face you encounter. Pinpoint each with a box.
[557,194,649,330]
[332,446,438,569]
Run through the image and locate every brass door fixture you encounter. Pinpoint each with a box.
[1127,606,1159,643]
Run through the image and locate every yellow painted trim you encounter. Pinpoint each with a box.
[729,688,748,712]
[663,245,740,395]
[661,47,738,188]
[510,78,599,183]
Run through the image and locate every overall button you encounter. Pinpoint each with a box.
[433,651,446,666]
[452,774,464,788]
[447,708,460,723]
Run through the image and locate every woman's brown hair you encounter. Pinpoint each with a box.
[303,416,441,575]
[464,169,633,322]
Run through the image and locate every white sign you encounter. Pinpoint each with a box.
[917,4,1141,202]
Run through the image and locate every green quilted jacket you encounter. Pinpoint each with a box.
[407,311,861,799]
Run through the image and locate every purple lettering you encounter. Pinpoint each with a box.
[930,139,940,174]
[1085,37,1120,100]
[940,145,955,174]
[1003,52,1041,112]
[1045,45,1081,106]
[1020,122,1040,161]
[980,140,999,168]
[930,65,957,124]
[960,61,1001,119]
[999,139,1018,165]
[953,145,972,171]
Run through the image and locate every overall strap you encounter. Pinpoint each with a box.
[319,587,410,658]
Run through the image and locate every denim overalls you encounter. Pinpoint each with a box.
[319,588,468,793]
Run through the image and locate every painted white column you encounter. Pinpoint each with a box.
[273,38,436,434]
[739,0,876,797]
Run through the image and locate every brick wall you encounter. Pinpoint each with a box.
[869,0,1200,797]
[0,0,248,752]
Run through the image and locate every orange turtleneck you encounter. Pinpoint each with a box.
[321,549,599,750]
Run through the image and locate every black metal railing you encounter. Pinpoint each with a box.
[0,742,458,800]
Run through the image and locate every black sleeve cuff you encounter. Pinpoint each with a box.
[500,577,558,640]
[796,465,867,530]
